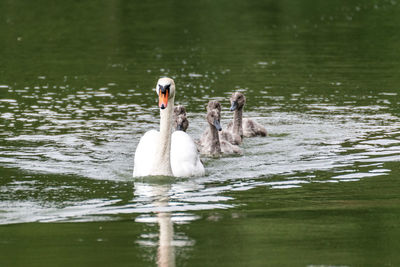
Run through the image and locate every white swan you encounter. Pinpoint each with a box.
[221,92,267,145]
[197,101,242,157]
[133,77,205,177]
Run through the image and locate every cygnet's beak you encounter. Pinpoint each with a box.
[230,101,238,111]
[159,89,169,109]
[214,119,222,131]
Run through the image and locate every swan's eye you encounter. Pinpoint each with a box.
[159,84,170,95]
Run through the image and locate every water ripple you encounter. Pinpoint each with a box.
[0,84,399,224]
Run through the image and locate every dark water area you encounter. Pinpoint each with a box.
[1,0,400,266]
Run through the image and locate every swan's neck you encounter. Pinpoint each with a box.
[208,123,221,155]
[152,99,174,176]
[233,108,243,137]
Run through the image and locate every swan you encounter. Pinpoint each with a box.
[197,101,242,157]
[133,77,205,177]
[223,92,267,144]
[173,105,189,132]
[206,100,222,113]
[203,100,242,145]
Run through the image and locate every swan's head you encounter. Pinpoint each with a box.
[207,108,222,131]
[206,100,222,113]
[174,105,189,131]
[174,105,186,116]
[230,92,246,111]
[156,77,175,109]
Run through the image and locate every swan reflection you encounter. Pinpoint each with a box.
[134,181,195,267]
[157,212,175,267]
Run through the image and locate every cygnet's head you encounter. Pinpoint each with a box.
[230,92,246,111]
[207,100,222,113]
[156,77,175,109]
[174,105,186,116]
[174,105,189,131]
[207,108,222,131]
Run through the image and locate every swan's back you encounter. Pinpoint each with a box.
[171,131,205,177]
[243,118,268,137]
[133,130,159,177]
[220,139,242,155]
[220,123,242,145]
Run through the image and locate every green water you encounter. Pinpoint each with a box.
[1,0,400,266]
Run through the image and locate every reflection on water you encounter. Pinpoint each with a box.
[135,183,176,267]
[134,181,195,267]
[156,212,175,267]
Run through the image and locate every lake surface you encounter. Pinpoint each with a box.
[1,0,400,266]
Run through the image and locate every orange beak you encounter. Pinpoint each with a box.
[159,90,169,109]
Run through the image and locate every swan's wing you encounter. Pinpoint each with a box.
[219,129,241,145]
[133,130,159,177]
[197,128,211,155]
[225,120,233,131]
[243,118,268,137]
[221,139,242,155]
[198,128,210,146]
[171,131,205,177]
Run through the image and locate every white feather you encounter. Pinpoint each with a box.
[133,130,159,177]
[171,131,205,177]
[133,130,204,177]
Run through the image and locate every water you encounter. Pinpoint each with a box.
[1,0,400,266]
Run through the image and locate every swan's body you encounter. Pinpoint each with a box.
[171,131,204,176]
[220,127,242,145]
[171,105,204,176]
[223,92,267,145]
[133,78,204,177]
[197,101,242,157]
[133,129,162,176]
[227,118,267,137]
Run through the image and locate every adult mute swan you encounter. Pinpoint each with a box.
[222,92,267,145]
[133,78,205,177]
[197,101,242,157]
